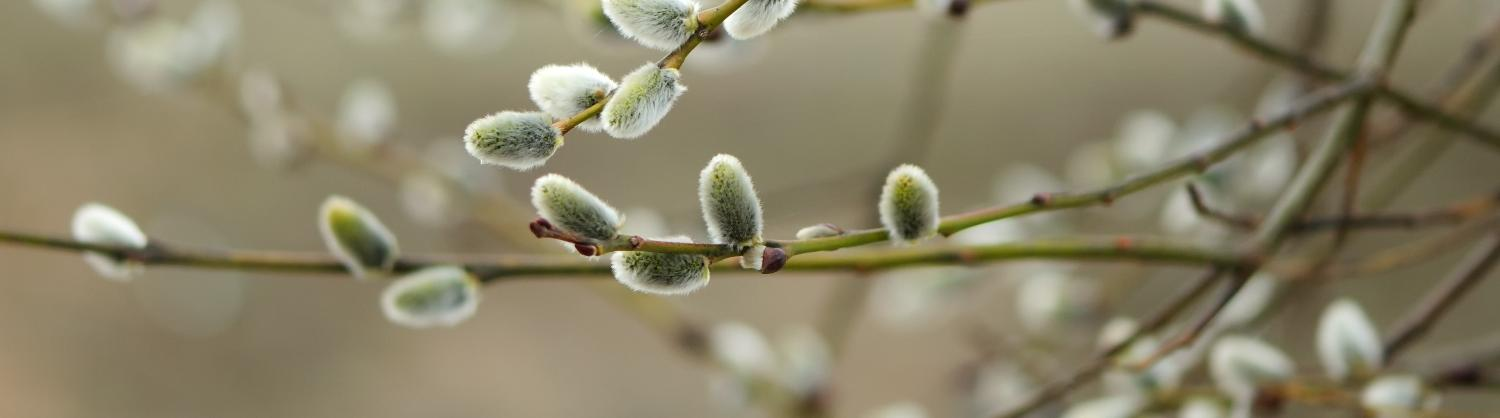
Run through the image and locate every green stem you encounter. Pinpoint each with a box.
[0,229,1245,282]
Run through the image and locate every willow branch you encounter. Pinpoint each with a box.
[1125,0,1421,377]
[540,81,1368,266]
[1186,184,1500,234]
[0,228,1250,281]
[1382,231,1500,363]
[991,269,1224,418]
[549,0,754,134]
[1132,0,1500,151]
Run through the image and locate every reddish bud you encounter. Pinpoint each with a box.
[759,247,788,274]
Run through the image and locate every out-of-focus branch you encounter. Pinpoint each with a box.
[1382,231,1500,362]
[1132,0,1500,151]
[1185,184,1500,234]
[991,269,1224,418]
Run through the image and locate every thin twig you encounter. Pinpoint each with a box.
[1129,273,1249,370]
[992,269,1224,418]
[1133,0,1500,151]
[542,81,1371,264]
[1184,184,1500,234]
[1382,231,1500,362]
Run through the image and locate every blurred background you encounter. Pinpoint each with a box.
[1,0,1499,416]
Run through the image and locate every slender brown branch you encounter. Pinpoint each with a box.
[1185,185,1500,234]
[1382,231,1500,362]
[992,269,1224,418]
[1293,215,1500,280]
[1133,0,1500,151]
[1129,273,1250,370]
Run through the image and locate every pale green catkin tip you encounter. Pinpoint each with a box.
[381,265,481,328]
[463,111,564,171]
[698,154,763,248]
[318,195,400,279]
[530,174,623,241]
[602,64,686,139]
[878,164,940,243]
[794,224,842,240]
[610,236,711,295]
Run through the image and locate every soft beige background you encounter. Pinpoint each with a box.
[1,0,1499,417]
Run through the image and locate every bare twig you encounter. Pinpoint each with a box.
[1382,231,1500,362]
[1184,184,1500,234]
[992,269,1224,418]
[1132,0,1500,151]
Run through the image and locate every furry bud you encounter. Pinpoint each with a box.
[336,77,397,152]
[380,266,480,328]
[1209,336,1295,400]
[723,0,797,39]
[1067,0,1133,39]
[1179,397,1228,418]
[318,195,400,279]
[879,164,940,243]
[601,0,699,50]
[1317,298,1384,382]
[602,64,686,139]
[1361,375,1440,418]
[610,236,711,295]
[71,203,148,281]
[530,174,623,241]
[463,111,564,170]
[708,321,776,376]
[699,154,764,247]
[739,244,766,270]
[1060,394,1146,418]
[1203,0,1264,36]
[528,64,618,133]
[795,223,843,240]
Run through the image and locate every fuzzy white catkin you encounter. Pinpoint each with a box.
[601,0,699,50]
[699,154,764,248]
[380,266,480,328]
[1203,0,1264,36]
[528,64,618,133]
[795,224,842,240]
[1361,375,1438,418]
[740,244,765,270]
[879,164,940,243]
[464,111,564,170]
[709,321,776,376]
[1067,0,1132,39]
[1209,336,1295,400]
[723,0,797,39]
[863,402,928,418]
[602,64,686,139]
[71,203,148,281]
[336,78,398,152]
[318,195,400,280]
[1179,397,1227,418]
[1317,298,1384,382]
[530,174,623,241]
[610,236,712,294]
[775,325,831,397]
[1114,110,1176,173]
[1060,394,1146,418]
